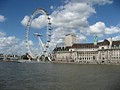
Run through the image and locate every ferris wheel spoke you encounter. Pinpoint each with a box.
[25,8,52,60]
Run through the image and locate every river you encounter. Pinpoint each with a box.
[0,62,120,90]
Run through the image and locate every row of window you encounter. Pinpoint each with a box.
[78,58,91,60]
[111,45,120,49]
[78,52,97,55]
[111,57,120,59]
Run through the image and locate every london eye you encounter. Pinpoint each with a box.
[25,8,52,60]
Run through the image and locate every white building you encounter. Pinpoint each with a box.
[52,35,120,64]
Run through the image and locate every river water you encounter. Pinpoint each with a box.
[0,62,120,90]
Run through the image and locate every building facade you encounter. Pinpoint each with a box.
[52,36,120,64]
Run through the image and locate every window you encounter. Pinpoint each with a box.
[102,47,104,49]
[93,56,95,60]
[114,45,116,49]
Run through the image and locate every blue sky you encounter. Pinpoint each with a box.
[0,0,61,39]
[0,0,120,54]
[89,0,120,26]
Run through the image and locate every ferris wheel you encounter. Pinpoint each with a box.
[25,8,52,59]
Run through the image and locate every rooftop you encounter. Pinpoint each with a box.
[53,39,120,51]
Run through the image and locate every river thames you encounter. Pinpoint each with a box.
[0,62,120,90]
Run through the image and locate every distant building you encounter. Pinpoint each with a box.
[52,35,120,64]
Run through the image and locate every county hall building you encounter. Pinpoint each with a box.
[52,34,120,64]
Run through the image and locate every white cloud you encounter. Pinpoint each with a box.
[21,15,47,29]
[49,1,96,47]
[21,0,118,51]
[0,35,21,54]
[10,41,30,55]
[105,26,120,34]
[99,35,120,43]
[21,16,29,27]
[89,22,105,34]
[51,2,95,28]
[0,36,27,55]
[49,0,114,48]
[31,15,47,29]
[0,33,48,55]
[70,0,113,5]
[50,6,54,10]
[0,15,6,22]
[1,0,116,55]
[112,35,120,41]
[50,0,114,46]
[77,34,87,42]
[89,22,120,36]
[27,40,34,46]
[0,32,6,37]
[0,36,18,47]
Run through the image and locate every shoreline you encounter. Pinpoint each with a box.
[51,61,120,65]
[1,59,120,65]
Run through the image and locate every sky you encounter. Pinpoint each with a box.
[0,0,120,55]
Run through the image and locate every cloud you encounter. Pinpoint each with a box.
[89,22,105,34]
[77,34,87,42]
[89,22,120,36]
[21,16,29,27]
[0,35,27,55]
[31,15,47,29]
[0,31,47,55]
[49,0,113,47]
[70,0,113,5]
[21,15,47,29]
[21,0,118,51]
[0,32,6,37]
[0,15,6,22]
[105,26,120,34]
[0,31,22,54]
[8,41,31,55]
[112,35,120,41]
[49,1,96,47]
[1,0,117,55]
[0,36,18,47]
[51,2,95,28]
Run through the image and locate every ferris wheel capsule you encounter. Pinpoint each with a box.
[25,8,52,59]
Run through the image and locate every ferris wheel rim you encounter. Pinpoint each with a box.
[25,8,52,58]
